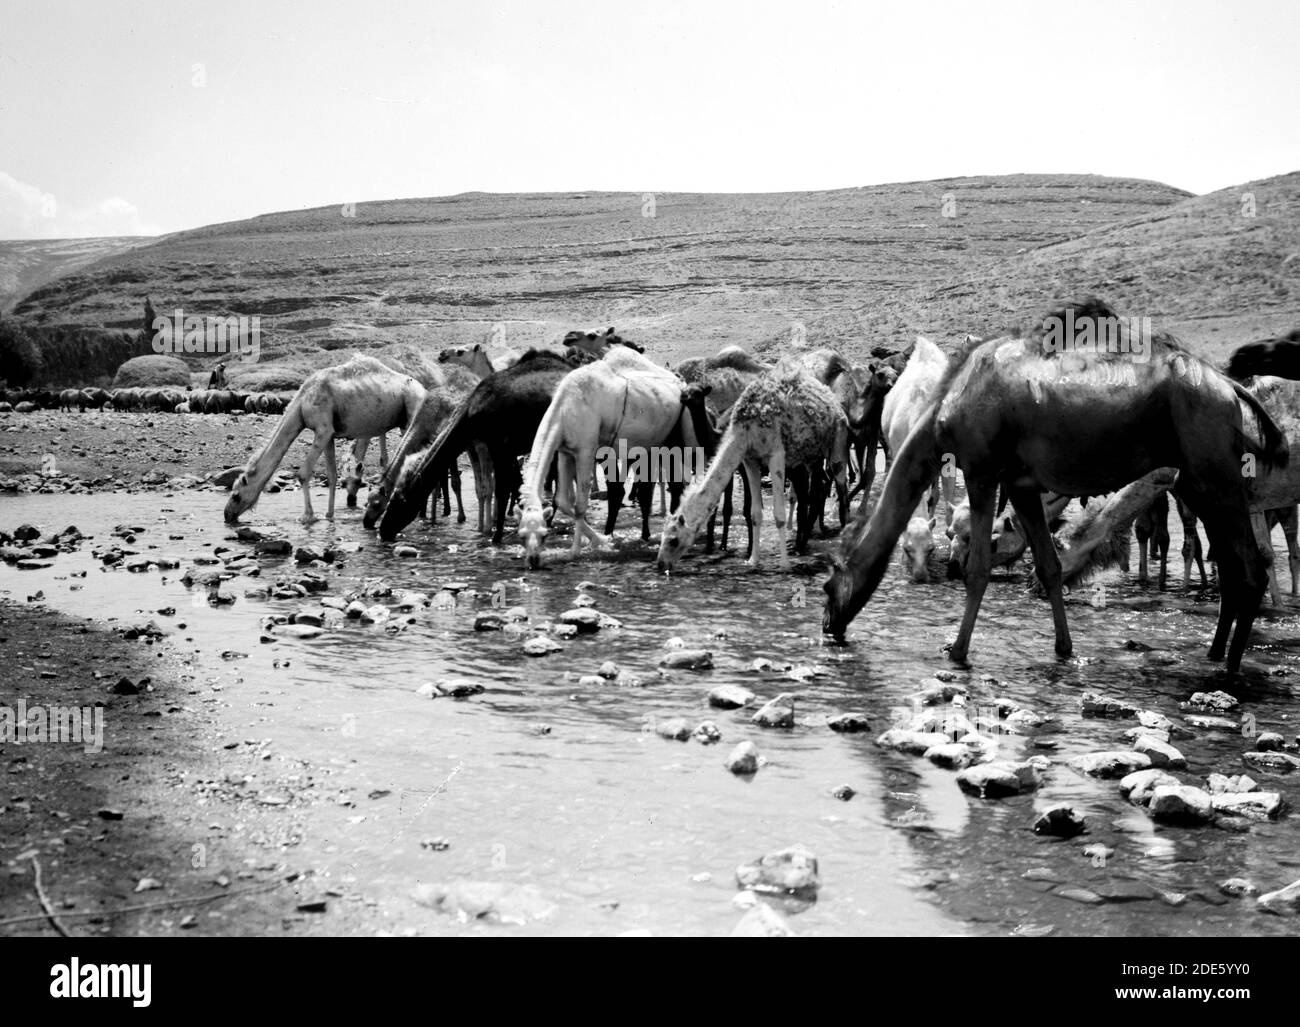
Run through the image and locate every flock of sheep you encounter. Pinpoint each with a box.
[0,386,291,414]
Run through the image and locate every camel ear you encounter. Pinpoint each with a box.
[701,384,712,396]
[605,327,616,336]
[928,517,936,531]
[473,344,482,352]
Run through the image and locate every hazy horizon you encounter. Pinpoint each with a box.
[2,0,1297,241]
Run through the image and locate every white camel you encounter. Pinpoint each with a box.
[517,348,698,567]
[224,355,425,523]
[656,362,849,572]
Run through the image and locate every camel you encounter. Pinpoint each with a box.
[824,299,1288,674]
[899,516,937,582]
[1135,492,1171,588]
[439,344,501,379]
[378,349,578,542]
[224,355,425,523]
[1226,329,1300,380]
[800,349,874,521]
[675,346,771,553]
[657,362,849,572]
[518,348,699,567]
[563,327,644,359]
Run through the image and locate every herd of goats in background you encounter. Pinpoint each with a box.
[8,303,1300,677]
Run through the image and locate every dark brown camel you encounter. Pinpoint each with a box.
[824,299,1288,674]
[377,350,577,542]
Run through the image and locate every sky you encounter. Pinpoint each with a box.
[1,0,1297,239]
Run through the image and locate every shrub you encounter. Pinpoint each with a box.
[112,354,192,388]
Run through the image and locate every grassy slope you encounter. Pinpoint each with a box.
[0,237,155,313]
[12,174,1197,373]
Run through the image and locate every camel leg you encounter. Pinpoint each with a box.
[1136,517,1151,585]
[1009,485,1072,658]
[769,445,791,571]
[449,462,465,523]
[297,431,333,523]
[346,437,371,508]
[604,475,626,536]
[949,477,996,664]
[491,446,515,545]
[742,458,764,569]
[323,438,339,521]
[571,448,603,555]
[637,481,653,541]
[1154,498,1170,592]
[1282,506,1300,595]
[1251,511,1282,608]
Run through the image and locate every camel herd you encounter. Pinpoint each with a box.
[189,307,1300,674]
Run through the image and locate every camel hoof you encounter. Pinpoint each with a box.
[300,514,318,525]
[457,514,466,523]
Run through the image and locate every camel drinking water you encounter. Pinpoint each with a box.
[518,347,699,567]
[224,355,426,523]
[656,362,849,572]
[824,300,1288,674]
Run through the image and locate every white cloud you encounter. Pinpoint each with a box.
[0,171,160,239]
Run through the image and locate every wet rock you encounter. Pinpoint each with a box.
[664,636,685,648]
[708,684,755,709]
[393,545,419,559]
[732,904,796,937]
[1148,785,1215,825]
[359,605,390,625]
[912,680,968,706]
[1003,708,1050,731]
[1022,867,1066,884]
[1120,768,1183,806]
[427,679,486,698]
[275,624,323,639]
[576,675,604,688]
[1211,792,1284,821]
[659,649,713,670]
[474,612,506,631]
[1257,880,1300,915]
[1121,726,1170,745]
[1080,692,1140,718]
[523,636,563,657]
[16,559,54,570]
[827,712,871,733]
[877,728,954,756]
[597,661,620,680]
[392,590,428,611]
[693,721,722,745]
[1033,805,1087,838]
[1055,886,1104,905]
[291,609,325,627]
[1069,751,1151,779]
[124,620,167,640]
[1256,732,1286,752]
[752,694,795,729]
[956,761,1038,798]
[832,784,855,801]
[558,608,601,633]
[111,677,140,696]
[1185,714,1240,731]
[505,606,530,622]
[1218,877,1259,897]
[655,718,693,741]
[924,743,975,770]
[750,657,786,673]
[1137,709,1173,731]
[735,845,820,898]
[344,600,367,619]
[411,881,556,924]
[254,538,292,556]
[1242,751,1300,774]
[1206,773,1258,794]
[551,623,578,639]
[725,741,761,775]
[13,524,40,541]
[1185,690,1239,712]
[1092,880,1157,903]
[1133,736,1187,769]
[1082,843,1114,864]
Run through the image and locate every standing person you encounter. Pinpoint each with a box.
[208,362,227,389]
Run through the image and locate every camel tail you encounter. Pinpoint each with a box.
[1232,380,1290,472]
[825,403,944,635]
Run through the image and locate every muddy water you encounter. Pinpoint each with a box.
[4,486,1300,936]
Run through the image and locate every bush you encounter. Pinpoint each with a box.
[0,319,43,387]
[112,354,192,388]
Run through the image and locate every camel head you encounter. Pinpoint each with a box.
[223,467,259,523]
[900,516,936,583]
[361,481,388,529]
[563,328,645,358]
[821,555,857,641]
[518,506,549,569]
[656,510,699,571]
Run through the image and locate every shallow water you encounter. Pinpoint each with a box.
[4,484,1300,936]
